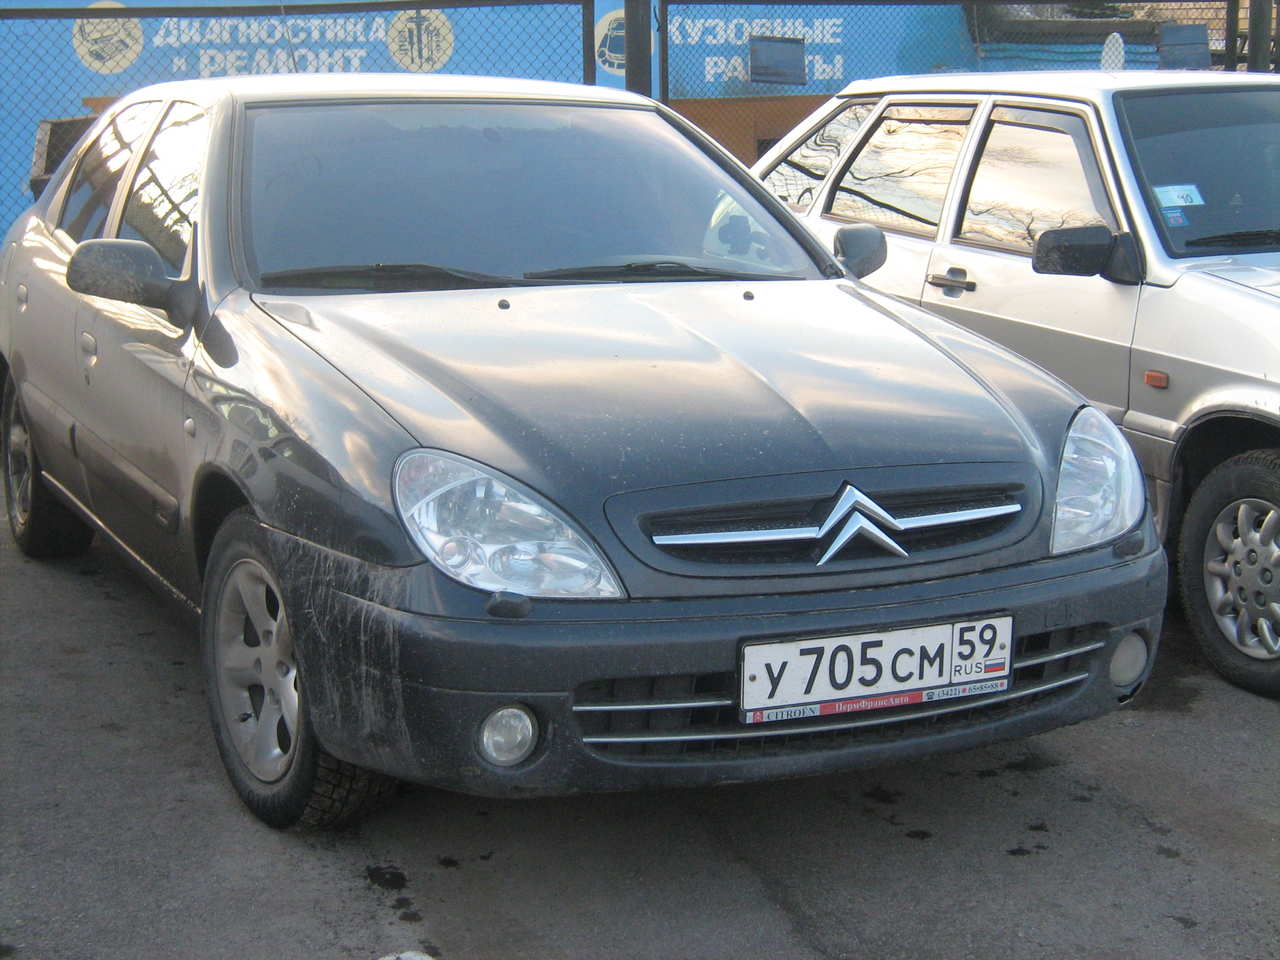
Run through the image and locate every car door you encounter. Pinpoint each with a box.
[73,100,209,583]
[8,100,163,506]
[810,100,980,304]
[920,103,1140,423]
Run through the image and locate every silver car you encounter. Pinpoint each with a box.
[755,71,1280,697]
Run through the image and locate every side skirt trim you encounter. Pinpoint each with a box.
[40,470,199,616]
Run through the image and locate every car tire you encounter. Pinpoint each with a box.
[202,508,397,828]
[2,375,94,558]
[1178,449,1280,698]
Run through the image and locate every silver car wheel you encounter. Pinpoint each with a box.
[4,394,33,527]
[1203,497,1280,661]
[213,558,300,782]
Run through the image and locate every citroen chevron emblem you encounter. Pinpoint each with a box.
[652,482,1022,566]
[813,484,908,564]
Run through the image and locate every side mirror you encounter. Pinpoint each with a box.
[67,239,174,310]
[1033,226,1142,285]
[833,224,887,279]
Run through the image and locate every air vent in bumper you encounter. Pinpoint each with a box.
[572,628,1101,758]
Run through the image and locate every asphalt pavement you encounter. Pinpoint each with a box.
[2,532,1277,960]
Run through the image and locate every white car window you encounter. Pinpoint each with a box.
[827,104,974,238]
[958,107,1115,255]
[761,100,876,213]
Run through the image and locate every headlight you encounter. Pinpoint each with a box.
[1051,406,1145,554]
[393,450,623,599]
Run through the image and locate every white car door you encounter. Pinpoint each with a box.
[807,99,981,305]
[919,102,1140,423]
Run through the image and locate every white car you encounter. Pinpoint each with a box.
[755,71,1280,697]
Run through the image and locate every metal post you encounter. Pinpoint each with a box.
[581,0,596,85]
[658,0,669,103]
[1274,0,1280,71]
[1224,0,1239,69]
[1247,0,1272,71]
[624,0,651,97]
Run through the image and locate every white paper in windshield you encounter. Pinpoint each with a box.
[1154,184,1205,207]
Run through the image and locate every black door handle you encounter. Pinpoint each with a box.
[927,273,976,292]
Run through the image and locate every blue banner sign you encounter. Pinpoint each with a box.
[0,1,584,225]
[665,5,979,99]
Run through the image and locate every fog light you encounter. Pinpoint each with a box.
[479,705,537,767]
[1110,632,1149,687]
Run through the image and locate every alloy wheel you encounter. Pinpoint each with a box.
[4,394,33,528]
[1202,497,1280,661]
[213,558,300,781]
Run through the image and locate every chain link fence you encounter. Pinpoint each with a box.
[1,0,1273,224]
[0,0,592,226]
[661,0,1272,164]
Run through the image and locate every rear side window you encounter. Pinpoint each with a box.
[762,99,876,212]
[827,104,973,237]
[57,101,161,244]
[957,107,1115,254]
[119,102,208,274]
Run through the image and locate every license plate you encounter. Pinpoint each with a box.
[740,616,1013,724]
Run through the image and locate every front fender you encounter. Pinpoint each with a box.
[184,289,421,566]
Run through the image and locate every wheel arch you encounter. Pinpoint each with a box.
[191,466,253,582]
[1170,411,1280,537]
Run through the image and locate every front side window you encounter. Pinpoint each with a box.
[1116,86,1280,257]
[762,99,876,212]
[57,101,161,244]
[119,102,208,274]
[827,104,974,237]
[958,108,1115,255]
[242,101,825,290]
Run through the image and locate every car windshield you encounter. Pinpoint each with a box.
[1115,86,1280,258]
[241,101,824,290]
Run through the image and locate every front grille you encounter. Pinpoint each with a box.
[645,485,1023,567]
[573,628,1100,759]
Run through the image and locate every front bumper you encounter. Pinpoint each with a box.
[270,530,1166,797]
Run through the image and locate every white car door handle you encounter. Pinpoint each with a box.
[80,332,97,356]
[927,273,977,293]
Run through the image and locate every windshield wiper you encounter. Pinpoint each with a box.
[258,262,533,291]
[1184,229,1280,248]
[523,259,803,282]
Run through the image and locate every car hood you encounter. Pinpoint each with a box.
[253,279,1048,506]
[1201,259,1280,298]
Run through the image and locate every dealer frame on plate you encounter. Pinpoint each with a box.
[740,616,1013,724]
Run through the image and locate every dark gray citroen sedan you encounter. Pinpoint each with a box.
[1,75,1165,828]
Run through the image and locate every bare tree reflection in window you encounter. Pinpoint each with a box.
[830,106,975,236]
[763,101,876,212]
[960,113,1115,255]
[119,102,208,274]
[58,101,161,243]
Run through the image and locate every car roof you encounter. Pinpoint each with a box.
[112,72,653,109]
[831,69,1280,103]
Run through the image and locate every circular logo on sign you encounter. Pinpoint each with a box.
[387,10,455,72]
[594,9,627,76]
[72,1,143,75]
